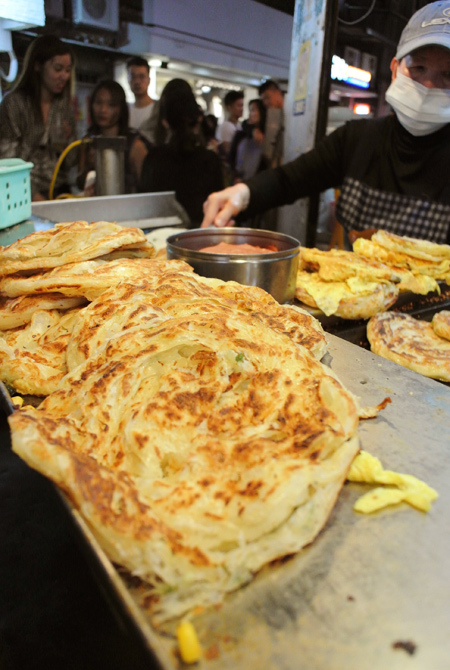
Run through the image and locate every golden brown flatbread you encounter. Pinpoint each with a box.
[373,230,450,261]
[66,274,328,372]
[0,258,193,301]
[432,310,450,341]
[353,237,448,285]
[0,221,155,277]
[0,293,87,331]
[0,308,81,395]
[10,307,359,623]
[367,311,450,382]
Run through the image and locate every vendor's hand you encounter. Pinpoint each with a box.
[201,183,251,228]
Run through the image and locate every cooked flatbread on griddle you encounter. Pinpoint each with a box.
[0,220,155,276]
[432,310,450,341]
[353,237,449,284]
[373,230,450,261]
[10,308,359,623]
[0,308,82,395]
[367,311,450,382]
[296,271,399,319]
[0,293,87,331]
[0,258,193,300]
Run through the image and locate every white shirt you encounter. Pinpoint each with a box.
[216,120,242,143]
[128,102,155,130]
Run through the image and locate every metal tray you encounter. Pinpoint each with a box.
[30,192,190,229]
[3,336,450,669]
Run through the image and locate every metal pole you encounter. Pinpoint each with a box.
[305,0,339,248]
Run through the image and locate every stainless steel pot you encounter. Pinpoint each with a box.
[166,227,300,303]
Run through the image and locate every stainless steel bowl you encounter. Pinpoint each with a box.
[166,227,300,303]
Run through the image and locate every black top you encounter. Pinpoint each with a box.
[139,145,224,227]
[0,412,159,670]
[244,115,450,243]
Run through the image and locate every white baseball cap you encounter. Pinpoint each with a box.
[396,1,450,60]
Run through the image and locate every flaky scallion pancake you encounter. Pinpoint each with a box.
[367,311,450,382]
[295,271,399,319]
[299,247,401,283]
[0,308,81,395]
[0,258,193,301]
[10,310,359,623]
[0,293,87,331]
[0,221,155,277]
[373,230,450,261]
[432,310,450,341]
[353,237,448,284]
[66,274,328,371]
[196,277,328,359]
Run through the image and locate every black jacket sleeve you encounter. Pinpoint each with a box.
[243,122,353,218]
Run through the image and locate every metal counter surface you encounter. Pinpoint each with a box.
[107,334,450,670]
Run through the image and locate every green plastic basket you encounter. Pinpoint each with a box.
[0,158,34,229]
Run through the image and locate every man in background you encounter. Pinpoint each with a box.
[258,79,284,168]
[126,56,157,142]
[216,90,244,158]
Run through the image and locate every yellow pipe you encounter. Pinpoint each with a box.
[49,138,93,200]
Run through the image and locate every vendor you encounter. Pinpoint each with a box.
[202,1,450,245]
[0,35,77,201]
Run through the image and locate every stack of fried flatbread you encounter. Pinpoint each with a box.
[296,247,401,319]
[0,220,156,276]
[367,310,450,382]
[2,221,364,625]
[0,221,184,395]
[353,230,450,293]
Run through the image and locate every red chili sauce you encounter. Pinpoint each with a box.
[199,242,277,254]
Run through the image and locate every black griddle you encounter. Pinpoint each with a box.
[307,282,450,350]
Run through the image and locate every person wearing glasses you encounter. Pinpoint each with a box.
[126,56,158,143]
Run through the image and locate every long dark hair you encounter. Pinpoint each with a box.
[13,35,74,112]
[248,98,266,133]
[88,79,129,136]
[156,78,203,151]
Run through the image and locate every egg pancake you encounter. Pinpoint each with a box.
[367,311,450,382]
[10,308,359,623]
[299,247,400,283]
[432,310,450,341]
[0,293,87,331]
[0,258,193,301]
[0,221,155,277]
[0,308,81,395]
[296,271,399,319]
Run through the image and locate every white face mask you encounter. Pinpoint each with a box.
[385,71,450,136]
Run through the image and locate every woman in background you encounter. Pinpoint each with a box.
[0,35,77,200]
[229,98,268,182]
[77,79,149,195]
[139,79,223,226]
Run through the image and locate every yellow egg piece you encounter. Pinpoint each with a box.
[176,619,202,664]
[11,396,24,408]
[348,450,438,514]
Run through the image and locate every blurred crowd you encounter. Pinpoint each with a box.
[0,35,283,228]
